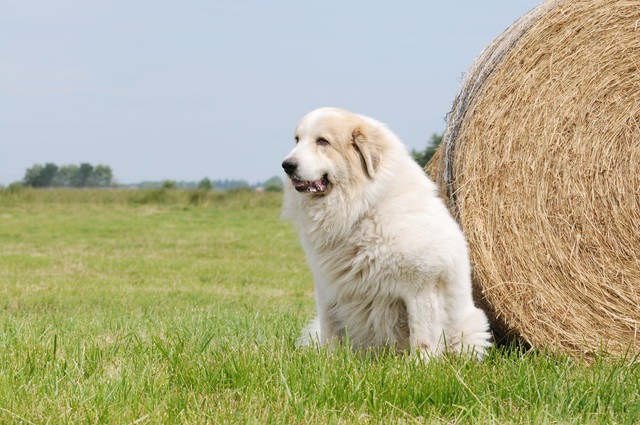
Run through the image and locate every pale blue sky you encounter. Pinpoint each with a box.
[1,1,542,185]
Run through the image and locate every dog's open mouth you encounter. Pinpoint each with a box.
[290,175,330,194]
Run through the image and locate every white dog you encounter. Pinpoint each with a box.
[281,107,491,359]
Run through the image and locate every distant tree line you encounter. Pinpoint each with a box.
[15,162,284,192]
[131,178,287,191]
[23,163,113,188]
[128,178,249,191]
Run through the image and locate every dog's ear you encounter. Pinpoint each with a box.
[352,126,380,178]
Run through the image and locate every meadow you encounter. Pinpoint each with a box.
[0,188,638,424]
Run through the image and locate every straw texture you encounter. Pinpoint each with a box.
[431,0,640,356]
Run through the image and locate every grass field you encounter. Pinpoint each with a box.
[0,188,638,424]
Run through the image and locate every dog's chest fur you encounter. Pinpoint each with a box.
[302,210,414,349]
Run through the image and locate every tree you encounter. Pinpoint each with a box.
[54,165,79,187]
[23,163,58,187]
[197,177,213,191]
[162,180,177,189]
[41,163,59,187]
[91,165,113,187]
[23,164,45,187]
[264,176,284,192]
[76,163,94,187]
[410,133,443,168]
[22,162,113,188]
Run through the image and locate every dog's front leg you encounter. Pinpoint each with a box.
[297,285,337,347]
[318,310,338,345]
[404,286,446,361]
[314,281,340,345]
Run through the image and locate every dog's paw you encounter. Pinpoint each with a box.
[296,317,321,347]
[411,342,437,364]
[296,331,321,348]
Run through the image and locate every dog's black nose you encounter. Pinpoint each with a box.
[282,159,297,176]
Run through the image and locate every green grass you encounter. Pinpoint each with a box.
[0,189,638,424]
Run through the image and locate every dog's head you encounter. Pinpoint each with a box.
[281,107,384,196]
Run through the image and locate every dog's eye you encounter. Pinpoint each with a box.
[316,138,330,146]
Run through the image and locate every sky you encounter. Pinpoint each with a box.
[1,1,543,186]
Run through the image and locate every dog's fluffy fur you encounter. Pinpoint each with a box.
[282,107,491,359]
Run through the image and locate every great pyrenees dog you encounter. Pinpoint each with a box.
[281,107,491,360]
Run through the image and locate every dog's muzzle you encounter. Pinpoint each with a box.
[281,159,330,194]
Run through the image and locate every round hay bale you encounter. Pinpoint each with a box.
[431,0,640,356]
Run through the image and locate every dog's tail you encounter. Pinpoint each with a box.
[296,316,321,347]
[449,307,492,359]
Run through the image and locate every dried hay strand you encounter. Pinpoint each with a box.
[431,0,640,356]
